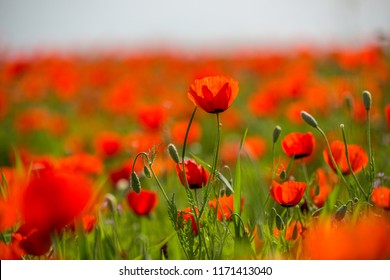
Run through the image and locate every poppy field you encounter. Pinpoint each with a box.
[1,43,390,260]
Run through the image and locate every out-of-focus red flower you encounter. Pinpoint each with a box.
[94,131,122,158]
[0,240,23,260]
[188,75,239,113]
[371,187,390,209]
[68,214,97,233]
[175,159,209,189]
[310,168,334,208]
[273,220,303,240]
[170,120,202,145]
[178,207,199,235]
[281,132,315,159]
[137,105,166,131]
[12,223,52,256]
[100,81,135,115]
[0,90,7,119]
[248,90,279,117]
[22,170,93,232]
[208,195,243,221]
[302,213,390,259]
[385,104,390,129]
[58,153,103,175]
[220,136,267,163]
[270,181,306,207]
[127,189,158,216]
[323,140,368,175]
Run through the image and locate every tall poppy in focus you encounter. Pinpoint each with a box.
[281,132,315,159]
[127,189,158,216]
[371,187,390,209]
[270,181,306,207]
[188,75,239,113]
[176,159,209,189]
[323,140,368,175]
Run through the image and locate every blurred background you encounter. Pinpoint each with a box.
[1,0,390,54]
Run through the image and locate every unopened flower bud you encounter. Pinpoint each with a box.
[131,171,141,194]
[362,90,372,111]
[301,111,318,128]
[273,125,282,144]
[143,165,151,178]
[168,143,180,164]
[335,204,347,221]
[104,193,117,213]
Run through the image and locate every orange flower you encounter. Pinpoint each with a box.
[273,220,303,240]
[177,207,199,235]
[270,181,306,207]
[323,140,368,175]
[176,159,209,189]
[94,131,122,158]
[281,132,315,159]
[22,170,93,232]
[208,195,243,221]
[371,187,390,209]
[137,105,166,131]
[58,153,103,175]
[188,75,239,113]
[302,213,390,259]
[170,120,202,145]
[310,168,334,208]
[127,189,158,216]
[0,240,23,260]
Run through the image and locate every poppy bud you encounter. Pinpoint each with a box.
[279,170,287,181]
[131,171,141,194]
[362,90,372,111]
[335,204,347,221]
[301,111,318,128]
[168,143,180,164]
[273,125,282,144]
[143,165,151,178]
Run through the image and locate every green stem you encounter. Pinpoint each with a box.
[340,125,368,200]
[366,110,375,198]
[316,126,351,193]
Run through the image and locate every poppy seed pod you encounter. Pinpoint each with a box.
[362,90,372,111]
[301,111,318,128]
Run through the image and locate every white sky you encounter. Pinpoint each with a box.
[0,0,389,53]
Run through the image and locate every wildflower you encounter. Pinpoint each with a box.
[176,159,208,189]
[270,181,306,207]
[170,120,202,145]
[310,168,335,208]
[273,220,303,240]
[323,140,368,175]
[302,213,390,259]
[177,207,199,235]
[127,189,158,216]
[22,170,93,232]
[12,223,52,256]
[188,75,239,113]
[209,195,243,221]
[371,187,390,209]
[385,104,390,129]
[94,131,122,158]
[281,132,315,159]
[137,105,166,131]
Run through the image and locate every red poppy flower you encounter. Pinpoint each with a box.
[188,75,239,113]
[310,168,334,208]
[371,187,390,209]
[94,131,122,158]
[0,241,23,260]
[208,195,244,221]
[177,207,199,235]
[12,223,52,256]
[176,159,209,189]
[386,104,390,129]
[270,181,306,207]
[281,132,315,159]
[170,120,202,145]
[302,213,390,259]
[22,170,93,232]
[137,105,166,131]
[127,189,158,216]
[273,220,303,240]
[323,140,368,175]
